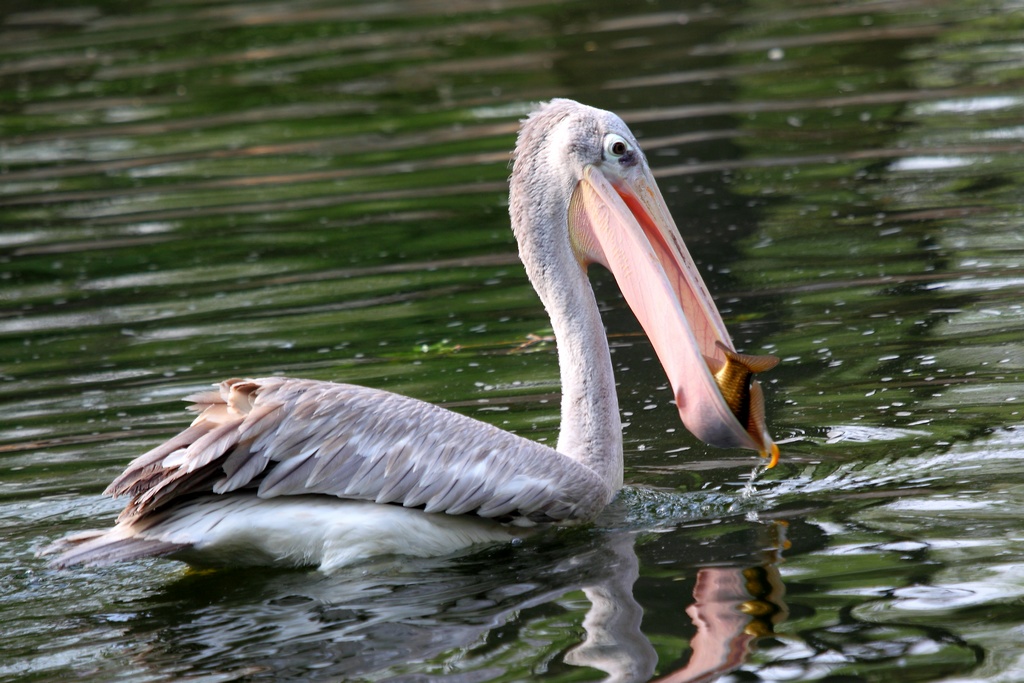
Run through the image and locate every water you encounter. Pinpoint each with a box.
[2,0,1024,680]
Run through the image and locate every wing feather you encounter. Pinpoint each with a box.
[214,440,261,493]
[256,448,317,497]
[108,377,612,524]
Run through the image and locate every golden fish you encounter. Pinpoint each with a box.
[712,341,780,466]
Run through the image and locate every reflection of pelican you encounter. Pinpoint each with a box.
[576,560,787,683]
[653,558,788,682]
[98,523,790,682]
[667,564,787,682]
[46,99,777,570]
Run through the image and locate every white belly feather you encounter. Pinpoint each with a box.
[51,495,528,573]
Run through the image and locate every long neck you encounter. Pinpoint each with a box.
[510,174,623,492]
[546,263,624,491]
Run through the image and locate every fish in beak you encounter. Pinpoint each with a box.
[568,159,780,467]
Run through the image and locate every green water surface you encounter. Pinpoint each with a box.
[2,0,1024,680]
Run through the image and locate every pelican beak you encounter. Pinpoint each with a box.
[568,163,779,466]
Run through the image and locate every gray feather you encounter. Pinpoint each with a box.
[42,530,187,568]
[97,378,611,525]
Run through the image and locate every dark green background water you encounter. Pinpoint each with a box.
[3,0,1024,680]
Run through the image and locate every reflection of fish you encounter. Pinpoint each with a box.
[713,341,780,467]
[738,565,787,636]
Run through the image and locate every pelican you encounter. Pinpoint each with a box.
[45,99,778,571]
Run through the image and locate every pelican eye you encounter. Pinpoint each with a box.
[603,134,633,162]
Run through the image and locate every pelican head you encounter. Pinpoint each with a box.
[510,99,778,464]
